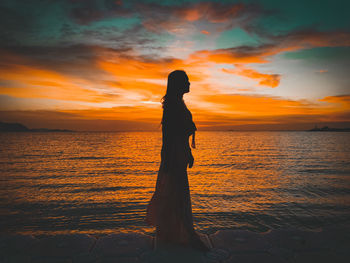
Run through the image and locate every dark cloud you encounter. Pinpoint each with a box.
[0,42,170,71]
[0,1,43,46]
[69,0,133,25]
[0,44,131,81]
[0,0,161,57]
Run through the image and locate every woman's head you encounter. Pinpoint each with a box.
[161,70,190,110]
[166,70,190,98]
[161,70,190,124]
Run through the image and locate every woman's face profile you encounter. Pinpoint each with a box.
[183,74,190,94]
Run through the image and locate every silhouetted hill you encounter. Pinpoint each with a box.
[0,121,74,132]
[0,121,29,132]
[309,125,350,132]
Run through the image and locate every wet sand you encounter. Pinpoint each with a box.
[1,227,349,262]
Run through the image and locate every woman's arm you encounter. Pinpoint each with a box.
[188,150,194,168]
[191,132,196,149]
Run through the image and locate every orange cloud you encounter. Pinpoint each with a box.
[0,51,172,107]
[201,94,314,116]
[320,95,350,108]
[0,50,211,112]
[222,65,280,88]
[181,9,200,22]
[201,30,210,35]
[97,52,206,87]
[0,64,114,103]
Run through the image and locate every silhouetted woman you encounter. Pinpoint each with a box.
[145,70,209,251]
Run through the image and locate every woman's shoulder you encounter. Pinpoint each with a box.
[164,100,187,112]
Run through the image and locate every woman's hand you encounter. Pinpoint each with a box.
[188,152,194,168]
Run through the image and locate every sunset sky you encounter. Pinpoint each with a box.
[0,0,349,131]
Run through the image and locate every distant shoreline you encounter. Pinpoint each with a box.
[1,121,350,132]
[0,121,74,132]
[308,126,350,132]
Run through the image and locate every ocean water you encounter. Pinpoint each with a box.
[0,131,349,236]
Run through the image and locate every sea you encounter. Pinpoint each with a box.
[0,131,349,237]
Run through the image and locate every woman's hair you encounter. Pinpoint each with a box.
[161,70,187,109]
[161,70,188,126]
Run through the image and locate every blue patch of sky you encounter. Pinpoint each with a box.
[91,16,140,31]
[1,0,68,46]
[216,28,262,49]
[241,0,350,34]
[33,2,72,45]
[283,47,350,61]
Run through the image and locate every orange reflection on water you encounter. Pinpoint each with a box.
[1,131,349,235]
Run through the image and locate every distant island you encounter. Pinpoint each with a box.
[0,121,74,132]
[309,125,350,132]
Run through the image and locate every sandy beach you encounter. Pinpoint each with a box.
[1,226,349,263]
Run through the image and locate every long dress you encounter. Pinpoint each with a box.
[145,100,208,251]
